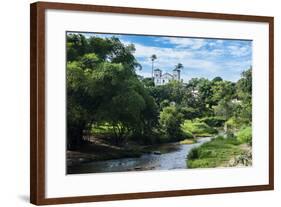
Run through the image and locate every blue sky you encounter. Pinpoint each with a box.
[70,32,252,82]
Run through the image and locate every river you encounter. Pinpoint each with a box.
[68,137,211,174]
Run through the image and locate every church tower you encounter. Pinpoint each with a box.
[154,68,162,86]
[173,68,180,81]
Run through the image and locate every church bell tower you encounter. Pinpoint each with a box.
[173,68,180,81]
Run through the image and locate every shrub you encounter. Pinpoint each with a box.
[226,131,235,139]
[184,130,194,138]
[199,117,226,127]
[199,149,214,158]
[214,135,225,141]
[180,107,200,120]
[226,117,241,130]
[226,117,251,132]
[159,99,170,110]
[188,148,199,159]
[236,126,252,145]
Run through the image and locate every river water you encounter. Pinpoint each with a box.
[68,137,211,174]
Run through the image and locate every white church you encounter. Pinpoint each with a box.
[154,68,181,86]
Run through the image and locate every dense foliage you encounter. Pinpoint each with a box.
[67,34,157,148]
[159,105,185,141]
[237,126,252,145]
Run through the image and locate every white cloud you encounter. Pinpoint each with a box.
[123,41,222,77]
[159,37,207,49]
[127,42,193,60]
[227,45,251,57]
[122,38,251,82]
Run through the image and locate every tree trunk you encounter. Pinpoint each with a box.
[67,122,85,150]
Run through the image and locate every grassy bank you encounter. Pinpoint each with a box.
[187,136,248,168]
[181,120,217,137]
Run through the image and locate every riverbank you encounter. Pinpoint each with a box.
[67,136,204,169]
[67,117,219,168]
[67,137,211,174]
[187,136,252,168]
[67,140,144,167]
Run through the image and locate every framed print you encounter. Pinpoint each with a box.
[30,1,274,205]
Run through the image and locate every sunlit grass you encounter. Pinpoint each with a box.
[181,120,217,137]
[187,136,243,168]
[180,139,195,145]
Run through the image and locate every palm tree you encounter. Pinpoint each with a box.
[175,63,183,70]
[174,63,183,81]
[151,54,157,78]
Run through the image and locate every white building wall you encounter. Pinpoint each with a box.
[154,69,162,86]
[161,73,173,85]
[154,69,181,86]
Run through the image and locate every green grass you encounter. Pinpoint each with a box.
[91,123,115,135]
[181,120,217,137]
[187,136,243,168]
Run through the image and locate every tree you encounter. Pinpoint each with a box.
[175,63,184,70]
[179,107,200,120]
[66,34,159,148]
[235,67,252,123]
[80,53,101,69]
[92,63,158,144]
[150,54,157,78]
[211,80,235,104]
[67,60,97,149]
[213,99,238,120]
[147,80,185,107]
[236,67,252,102]
[212,76,223,82]
[160,99,170,110]
[197,78,214,109]
[142,77,155,87]
[148,84,171,105]
[67,34,88,62]
[160,106,184,141]
[182,78,213,117]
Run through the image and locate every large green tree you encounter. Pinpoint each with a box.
[66,34,157,148]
